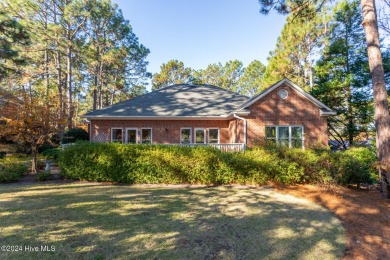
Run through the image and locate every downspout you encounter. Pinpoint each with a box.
[233,113,247,148]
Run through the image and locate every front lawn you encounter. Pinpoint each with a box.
[0,184,345,259]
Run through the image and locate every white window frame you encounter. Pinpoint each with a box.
[125,127,138,144]
[111,127,123,143]
[180,127,192,144]
[194,128,206,144]
[290,126,304,149]
[265,125,304,148]
[208,128,220,144]
[141,128,152,144]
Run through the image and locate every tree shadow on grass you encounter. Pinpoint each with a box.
[0,184,345,259]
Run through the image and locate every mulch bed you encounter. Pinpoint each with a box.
[275,184,390,260]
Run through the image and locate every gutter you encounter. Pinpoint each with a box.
[320,110,337,116]
[82,115,229,121]
[233,113,247,145]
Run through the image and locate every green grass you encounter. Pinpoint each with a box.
[0,184,345,259]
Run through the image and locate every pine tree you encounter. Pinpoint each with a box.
[193,63,224,86]
[261,4,329,91]
[238,60,266,96]
[314,0,374,146]
[85,0,150,110]
[194,60,244,92]
[152,60,193,90]
[0,10,29,78]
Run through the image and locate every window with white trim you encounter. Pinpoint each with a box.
[265,126,303,148]
[194,128,206,144]
[180,128,191,144]
[291,126,303,148]
[208,128,219,144]
[111,128,123,143]
[278,126,289,147]
[141,128,152,144]
[126,128,138,144]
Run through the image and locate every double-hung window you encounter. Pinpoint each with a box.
[111,128,123,143]
[194,128,206,144]
[126,128,138,144]
[180,128,192,144]
[141,128,152,144]
[278,127,290,147]
[265,126,303,148]
[208,128,220,144]
[291,127,303,148]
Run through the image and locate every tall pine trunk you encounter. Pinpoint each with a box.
[93,47,99,111]
[345,29,354,145]
[66,28,73,129]
[44,4,50,130]
[93,83,97,111]
[361,0,390,197]
[53,0,64,135]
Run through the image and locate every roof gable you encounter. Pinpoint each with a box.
[238,78,335,115]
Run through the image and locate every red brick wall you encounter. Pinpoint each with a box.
[245,83,329,147]
[90,120,231,144]
[229,119,244,144]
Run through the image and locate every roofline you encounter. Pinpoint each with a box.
[238,78,335,112]
[229,110,251,117]
[320,110,337,116]
[84,115,232,121]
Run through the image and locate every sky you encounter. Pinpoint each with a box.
[112,0,286,87]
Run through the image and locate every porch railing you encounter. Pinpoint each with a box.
[168,143,246,152]
[62,142,246,152]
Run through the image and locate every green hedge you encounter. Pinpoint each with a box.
[0,156,29,183]
[58,142,377,185]
[61,127,89,144]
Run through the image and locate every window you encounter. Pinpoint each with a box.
[111,128,123,143]
[278,89,288,99]
[208,128,219,144]
[194,128,206,144]
[265,126,303,148]
[126,128,138,144]
[291,126,303,148]
[265,126,277,145]
[141,128,152,144]
[180,128,191,144]
[278,127,289,147]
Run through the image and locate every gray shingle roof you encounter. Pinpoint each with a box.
[84,84,249,118]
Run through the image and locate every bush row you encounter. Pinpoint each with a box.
[58,142,377,186]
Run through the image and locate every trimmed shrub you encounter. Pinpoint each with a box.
[36,171,52,181]
[61,127,89,144]
[41,148,61,161]
[332,147,377,186]
[58,142,377,186]
[0,162,29,183]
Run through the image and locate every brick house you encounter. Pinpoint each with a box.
[84,78,335,149]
